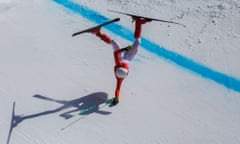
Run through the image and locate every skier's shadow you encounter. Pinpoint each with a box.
[7,92,111,144]
[35,91,112,119]
[13,92,111,127]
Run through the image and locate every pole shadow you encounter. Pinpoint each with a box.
[6,102,15,144]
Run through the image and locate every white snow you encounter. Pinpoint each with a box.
[1,0,240,144]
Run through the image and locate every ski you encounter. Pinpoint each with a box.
[109,10,186,27]
[72,18,120,37]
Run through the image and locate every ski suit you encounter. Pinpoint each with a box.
[111,39,140,98]
[92,18,149,98]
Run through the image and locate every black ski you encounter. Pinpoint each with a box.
[72,18,120,37]
[109,10,186,27]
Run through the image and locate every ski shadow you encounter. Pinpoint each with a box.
[12,92,112,128]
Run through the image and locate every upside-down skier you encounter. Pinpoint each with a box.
[90,17,151,105]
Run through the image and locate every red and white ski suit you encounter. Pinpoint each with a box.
[92,18,149,98]
[111,39,140,98]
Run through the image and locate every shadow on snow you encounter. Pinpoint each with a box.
[7,92,112,144]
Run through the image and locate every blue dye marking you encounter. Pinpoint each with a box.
[52,0,240,93]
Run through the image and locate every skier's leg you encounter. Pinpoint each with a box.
[111,40,121,51]
[91,28,112,44]
[134,20,143,39]
[123,38,140,61]
[133,17,152,39]
[122,18,151,61]
[114,49,123,66]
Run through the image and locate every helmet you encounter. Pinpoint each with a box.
[115,67,129,78]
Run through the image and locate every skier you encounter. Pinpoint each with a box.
[91,17,151,105]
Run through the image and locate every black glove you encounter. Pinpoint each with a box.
[122,45,132,52]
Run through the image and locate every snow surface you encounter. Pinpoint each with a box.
[1,0,240,144]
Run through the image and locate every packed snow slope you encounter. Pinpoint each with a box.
[1,0,240,144]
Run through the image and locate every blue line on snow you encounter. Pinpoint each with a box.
[53,0,240,93]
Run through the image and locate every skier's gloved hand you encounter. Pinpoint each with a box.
[122,45,132,52]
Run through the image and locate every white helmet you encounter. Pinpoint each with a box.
[115,67,129,78]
